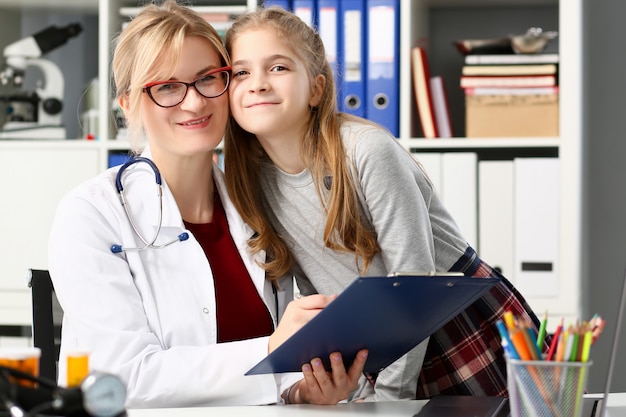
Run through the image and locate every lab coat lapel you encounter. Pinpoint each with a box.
[213,166,269,298]
[136,148,184,227]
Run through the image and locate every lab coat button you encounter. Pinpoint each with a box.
[202,307,209,314]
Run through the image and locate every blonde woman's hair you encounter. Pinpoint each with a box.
[224,7,380,281]
[112,0,229,152]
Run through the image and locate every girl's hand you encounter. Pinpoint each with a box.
[292,350,368,405]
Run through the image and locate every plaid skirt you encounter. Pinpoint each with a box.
[415,247,550,398]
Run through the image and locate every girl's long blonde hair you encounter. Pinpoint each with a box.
[224,7,379,281]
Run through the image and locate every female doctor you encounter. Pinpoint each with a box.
[47,0,366,408]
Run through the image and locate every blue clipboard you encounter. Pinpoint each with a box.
[246,274,501,375]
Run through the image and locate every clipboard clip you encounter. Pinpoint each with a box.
[388,271,465,277]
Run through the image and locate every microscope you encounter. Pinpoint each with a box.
[0,23,82,139]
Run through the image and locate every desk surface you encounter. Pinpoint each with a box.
[127,400,429,417]
[598,392,626,417]
[126,393,626,417]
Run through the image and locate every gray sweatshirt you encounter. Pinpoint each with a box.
[259,120,470,401]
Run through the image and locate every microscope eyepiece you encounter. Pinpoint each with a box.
[32,23,83,56]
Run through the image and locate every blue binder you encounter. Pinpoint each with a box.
[108,151,132,168]
[246,274,501,375]
[365,0,399,137]
[316,0,340,94]
[338,0,366,117]
[262,0,292,10]
[293,0,316,27]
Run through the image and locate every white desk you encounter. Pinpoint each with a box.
[601,392,626,417]
[126,394,626,417]
[126,400,430,417]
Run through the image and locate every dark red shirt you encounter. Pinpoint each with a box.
[184,192,273,343]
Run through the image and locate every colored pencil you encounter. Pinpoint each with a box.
[546,317,564,361]
[496,319,520,360]
[537,311,548,353]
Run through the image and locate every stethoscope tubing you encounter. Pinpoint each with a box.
[111,157,188,253]
[112,157,280,318]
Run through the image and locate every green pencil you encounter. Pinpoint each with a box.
[536,311,548,353]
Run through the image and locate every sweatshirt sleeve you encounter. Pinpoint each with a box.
[346,125,467,401]
[349,125,469,275]
[350,127,438,274]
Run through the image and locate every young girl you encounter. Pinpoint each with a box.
[48,1,366,407]
[224,7,546,401]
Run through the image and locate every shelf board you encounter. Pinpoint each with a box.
[421,0,558,6]
[119,5,248,17]
[0,139,100,149]
[401,137,559,149]
[0,0,98,11]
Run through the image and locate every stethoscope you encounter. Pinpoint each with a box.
[110,156,189,253]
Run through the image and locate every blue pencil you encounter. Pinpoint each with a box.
[496,319,520,360]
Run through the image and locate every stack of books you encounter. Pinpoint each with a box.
[460,53,559,138]
[119,5,246,37]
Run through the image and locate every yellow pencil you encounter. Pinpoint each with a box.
[581,330,593,362]
[503,310,516,330]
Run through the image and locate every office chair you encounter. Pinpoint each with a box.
[27,268,62,382]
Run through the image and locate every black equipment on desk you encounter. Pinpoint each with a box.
[0,365,126,417]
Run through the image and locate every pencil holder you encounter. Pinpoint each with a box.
[506,358,592,417]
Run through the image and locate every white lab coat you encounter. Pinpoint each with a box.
[48,150,301,408]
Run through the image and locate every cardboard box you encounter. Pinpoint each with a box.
[465,91,559,137]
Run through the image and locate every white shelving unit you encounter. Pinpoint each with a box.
[395,0,582,328]
[0,0,583,330]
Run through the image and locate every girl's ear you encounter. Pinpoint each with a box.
[309,74,326,108]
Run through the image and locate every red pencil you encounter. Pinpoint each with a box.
[546,317,564,361]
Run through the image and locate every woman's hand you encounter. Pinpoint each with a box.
[289,350,368,405]
[269,294,336,353]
